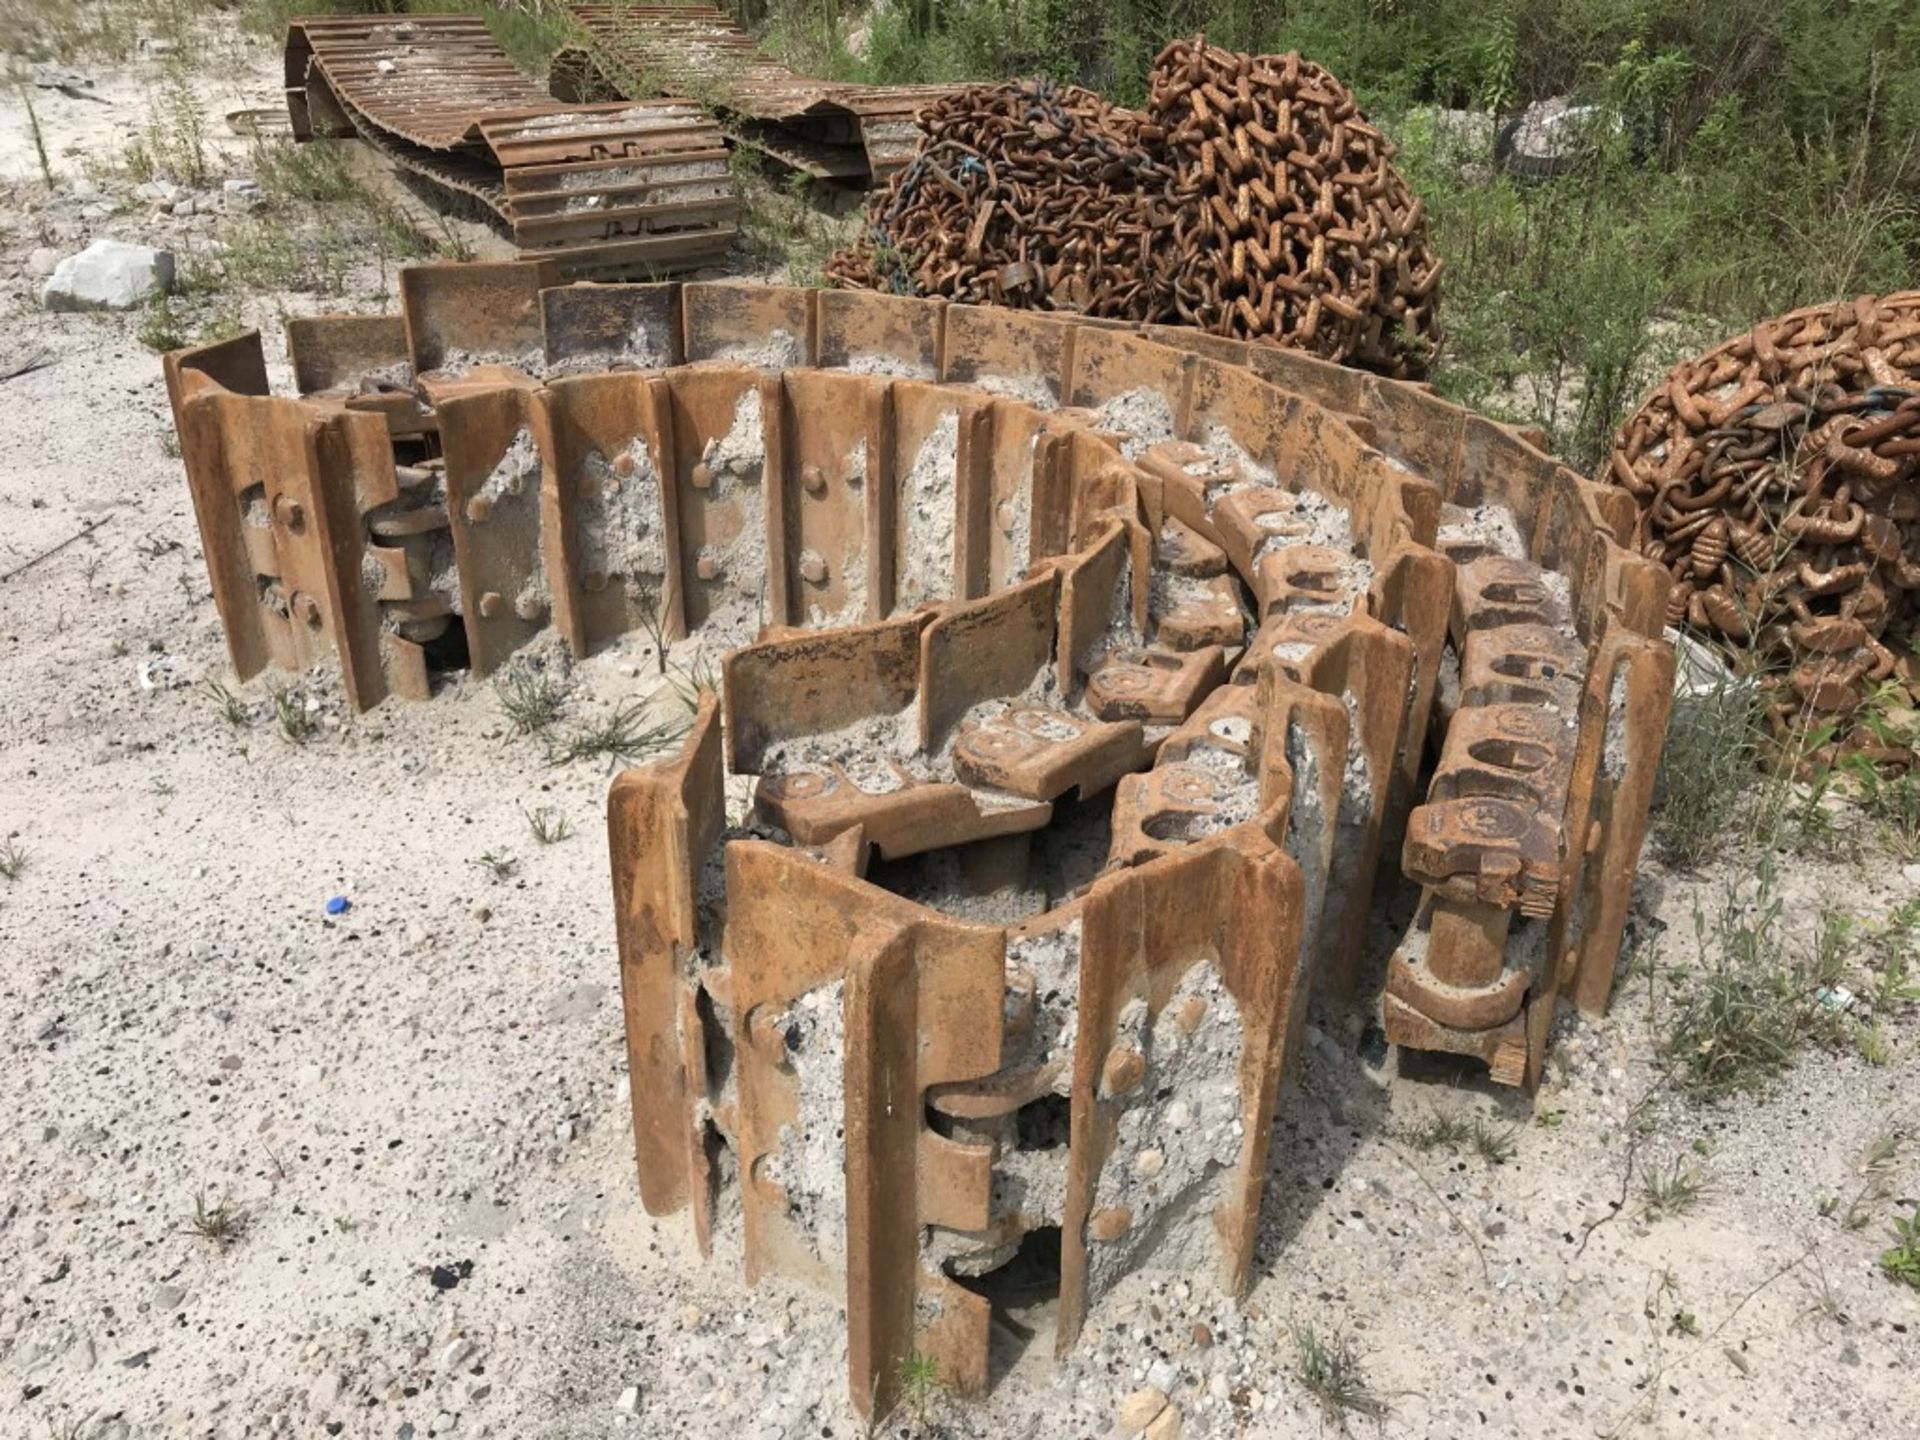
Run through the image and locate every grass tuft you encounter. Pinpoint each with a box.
[0,837,28,882]
[1650,676,1760,870]
[1293,1320,1388,1423]
[272,687,314,745]
[1395,1106,1470,1153]
[543,699,686,771]
[1396,1105,1515,1166]
[183,1188,247,1247]
[666,652,722,715]
[205,679,249,728]
[471,851,518,884]
[1824,1129,1906,1231]
[1471,1117,1518,1166]
[1641,1158,1709,1220]
[495,666,568,736]
[524,807,573,845]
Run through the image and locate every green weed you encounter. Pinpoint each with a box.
[1649,677,1760,870]
[142,59,211,186]
[205,679,249,727]
[1292,1320,1388,1424]
[543,699,686,770]
[272,687,315,745]
[1664,859,1846,1099]
[183,1188,247,1247]
[896,1349,944,1431]
[1394,1106,1471,1153]
[1827,1129,1905,1231]
[137,294,189,353]
[1472,1118,1518,1166]
[666,652,722,715]
[1882,1206,1920,1291]
[495,666,568,735]
[1641,1158,1709,1219]
[1396,1105,1515,1165]
[246,133,360,205]
[471,850,518,883]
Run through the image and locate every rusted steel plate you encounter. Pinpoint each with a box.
[285,13,738,276]
[561,2,956,182]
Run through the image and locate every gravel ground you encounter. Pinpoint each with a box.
[2,27,1917,1440]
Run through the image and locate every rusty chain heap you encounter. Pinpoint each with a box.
[827,38,1444,379]
[1606,291,1920,768]
[826,79,1182,321]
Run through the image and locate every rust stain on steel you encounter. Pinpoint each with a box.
[828,41,1444,379]
[555,2,954,183]
[1604,291,1920,771]
[163,264,1675,1418]
[285,12,739,277]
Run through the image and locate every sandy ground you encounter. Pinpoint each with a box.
[2,21,1919,1440]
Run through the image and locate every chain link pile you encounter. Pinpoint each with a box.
[826,39,1443,378]
[824,79,1181,321]
[1146,40,1441,375]
[1605,292,1920,766]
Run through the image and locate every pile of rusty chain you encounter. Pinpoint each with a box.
[826,41,1443,378]
[1605,292,1920,768]
[1147,39,1441,378]
[824,79,1180,321]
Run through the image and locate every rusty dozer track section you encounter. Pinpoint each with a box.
[163,264,1674,1420]
[553,2,952,183]
[285,13,738,277]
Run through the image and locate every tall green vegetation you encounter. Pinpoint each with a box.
[769,0,1920,467]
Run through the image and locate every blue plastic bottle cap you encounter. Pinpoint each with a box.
[325,895,351,916]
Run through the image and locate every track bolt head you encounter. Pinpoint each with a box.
[801,463,827,497]
[799,552,828,585]
[1100,1043,1146,1097]
[691,462,714,491]
[466,495,494,524]
[1171,995,1208,1034]
[478,590,505,618]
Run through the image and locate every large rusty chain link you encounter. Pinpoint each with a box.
[1604,292,1920,769]
[826,39,1444,379]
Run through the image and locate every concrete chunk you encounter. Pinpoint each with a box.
[41,239,175,312]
